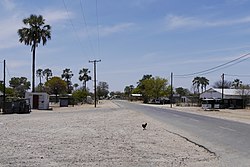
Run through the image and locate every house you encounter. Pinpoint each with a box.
[200,88,250,109]
[25,92,50,109]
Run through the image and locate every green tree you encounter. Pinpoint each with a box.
[175,87,190,96]
[9,77,31,97]
[36,68,43,91]
[18,14,51,92]
[72,89,89,104]
[45,76,67,95]
[79,68,91,91]
[232,79,242,89]
[200,77,209,93]
[43,68,52,82]
[97,81,109,99]
[61,68,74,93]
[124,85,134,98]
[136,75,168,103]
[192,76,201,94]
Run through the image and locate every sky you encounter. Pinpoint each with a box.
[0,0,250,92]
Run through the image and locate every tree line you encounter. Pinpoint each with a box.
[123,74,249,104]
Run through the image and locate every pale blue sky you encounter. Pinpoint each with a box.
[0,0,250,92]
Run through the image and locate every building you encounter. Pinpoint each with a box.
[200,88,250,109]
[25,92,50,109]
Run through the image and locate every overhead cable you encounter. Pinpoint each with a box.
[174,53,250,78]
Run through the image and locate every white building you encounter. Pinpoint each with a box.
[200,88,249,109]
[25,92,50,110]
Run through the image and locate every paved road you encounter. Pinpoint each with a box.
[113,100,250,167]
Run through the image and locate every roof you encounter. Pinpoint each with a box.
[213,88,250,96]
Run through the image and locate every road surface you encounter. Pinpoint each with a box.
[113,100,250,167]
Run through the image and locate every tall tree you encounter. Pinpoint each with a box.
[79,68,91,90]
[9,77,31,97]
[43,68,53,82]
[36,69,43,85]
[124,85,134,97]
[200,77,209,93]
[61,68,74,93]
[232,79,242,89]
[192,76,201,94]
[44,76,67,95]
[97,81,109,99]
[175,87,190,96]
[18,14,51,92]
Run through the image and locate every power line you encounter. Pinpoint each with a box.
[62,0,87,55]
[175,53,250,78]
[79,0,96,57]
[95,0,100,58]
[225,73,250,77]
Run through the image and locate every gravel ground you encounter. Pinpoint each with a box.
[0,101,221,167]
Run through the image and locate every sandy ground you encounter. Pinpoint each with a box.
[0,100,221,167]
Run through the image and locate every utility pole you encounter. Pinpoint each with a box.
[221,73,224,108]
[3,60,6,113]
[89,59,101,108]
[170,72,173,108]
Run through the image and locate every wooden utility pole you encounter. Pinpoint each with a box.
[89,60,101,108]
[170,72,173,108]
[221,73,224,108]
[3,60,6,113]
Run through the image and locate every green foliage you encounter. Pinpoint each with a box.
[45,76,67,95]
[43,68,53,82]
[192,76,209,93]
[79,68,91,90]
[61,68,74,93]
[175,87,190,96]
[18,14,51,92]
[97,81,109,99]
[136,75,168,103]
[124,85,134,97]
[9,77,31,97]
[72,89,89,104]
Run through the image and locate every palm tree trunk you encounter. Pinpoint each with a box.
[32,46,36,92]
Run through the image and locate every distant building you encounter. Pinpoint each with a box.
[25,92,50,110]
[200,88,250,109]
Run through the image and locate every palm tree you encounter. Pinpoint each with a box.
[43,68,53,82]
[200,77,209,93]
[232,79,242,89]
[79,68,91,91]
[61,68,74,93]
[18,14,51,92]
[36,68,43,87]
[192,76,201,94]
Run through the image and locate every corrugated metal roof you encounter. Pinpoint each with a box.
[213,88,249,96]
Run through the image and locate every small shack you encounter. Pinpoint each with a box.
[25,92,50,110]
